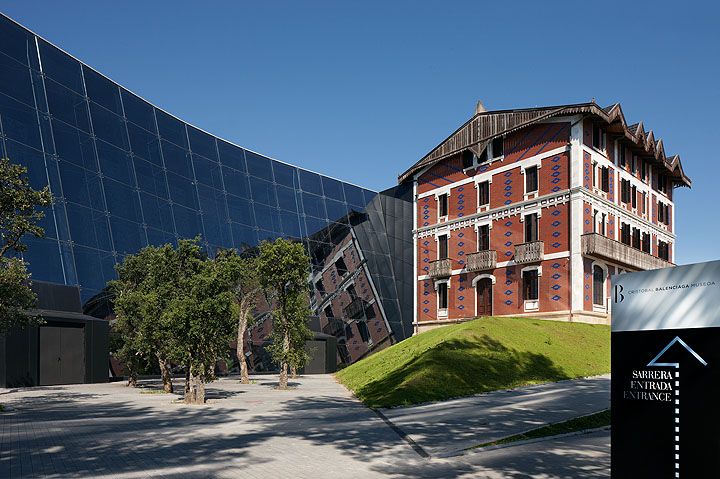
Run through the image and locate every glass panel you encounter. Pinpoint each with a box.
[96,139,134,186]
[38,39,84,94]
[21,237,65,284]
[3,139,48,190]
[127,122,162,166]
[161,140,192,178]
[305,216,328,236]
[0,94,41,149]
[51,120,97,170]
[217,140,246,171]
[73,245,115,291]
[89,102,128,150]
[280,210,302,238]
[172,204,202,239]
[139,192,174,233]
[249,176,277,206]
[166,171,198,210]
[245,151,273,181]
[301,192,326,219]
[0,53,34,106]
[325,198,349,223]
[66,203,112,250]
[58,159,104,208]
[109,215,146,254]
[253,203,281,233]
[299,170,323,195]
[276,185,298,212]
[226,194,254,226]
[134,157,168,199]
[344,184,366,209]
[121,89,156,132]
[0,15,37,66]
[192,154,222,189]
[322,177,345,202]
[222,166,250,198]
[146,227,175,247]
[187,126,217,160]
[231,223,258,250]
[273,162,296,188]
[361,189,376,207]
[83,67,121,115]
[197,185,231,246]
[103,177,142,223]
[44,78,90,132]
[155,109,187,148]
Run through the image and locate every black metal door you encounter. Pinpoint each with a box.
[39,326,85,385]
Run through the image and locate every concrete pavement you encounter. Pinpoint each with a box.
[0,374,610,478]
[380,374,611,456]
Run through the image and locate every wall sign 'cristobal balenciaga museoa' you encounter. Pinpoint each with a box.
[611,260,720,478]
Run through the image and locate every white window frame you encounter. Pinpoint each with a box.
[591,261,609,312]
[521,160,542,200]
[475,178,491,212]
[436,191,450,223]
[435,278,450,318]
[434,229,451,261]
[475,220,492,252]
[472,274,496,317]
[521,265,541,311]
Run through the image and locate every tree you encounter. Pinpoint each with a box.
[111,244,179,392]
[257,238,312,390]
[164,239,237,404]
[216,249,261,384]
[0,158,52,334]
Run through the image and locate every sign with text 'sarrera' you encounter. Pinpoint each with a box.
[612,260,720,478]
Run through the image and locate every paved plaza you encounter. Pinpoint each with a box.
[0,375,609,478]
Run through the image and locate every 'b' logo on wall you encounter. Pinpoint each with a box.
[614,284,624,303]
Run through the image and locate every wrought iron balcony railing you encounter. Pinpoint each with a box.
[343,296,367,320]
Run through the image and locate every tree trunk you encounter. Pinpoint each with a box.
[185,368,206,404]
[184,364,191,398]
[237,308,250,384]
[158,355,173,393]
[127,372,137,388]
[278,329,290,389]
[290,366,297,378]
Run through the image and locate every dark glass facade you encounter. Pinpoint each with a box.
[0,14,413,363]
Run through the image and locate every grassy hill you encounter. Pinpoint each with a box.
[336,317,610,408]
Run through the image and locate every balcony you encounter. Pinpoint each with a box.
[343,296,367,320]
[581,233,672,271]
[514,241,544,264]
[428,258,452,278]
[466,250,497,272]
[322,318,345,337]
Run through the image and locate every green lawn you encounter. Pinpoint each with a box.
[336,316,610,408]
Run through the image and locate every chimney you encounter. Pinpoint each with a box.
[475,101,487,115]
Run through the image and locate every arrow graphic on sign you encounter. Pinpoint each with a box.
[647,336,708,478]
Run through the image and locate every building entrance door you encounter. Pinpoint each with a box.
[476,278,493,317]
[39,325,85,385]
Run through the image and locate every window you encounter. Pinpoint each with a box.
[335,257,348,277]
[641,191,646,214]
[658,201,670,225]
[601,167,610,193]
[641,232,651,253]
[490,137,504,159]
[524,213,538,243]
[437,282,448,310]
[640,159,647,182]
[618,145,626,167]
[525,166,538,193]
[462,150,475,169]
[478,181,490,207]
[621,179,631,204]
[631,155,637,175]
[315,279,325,294]
[658,241,670,261]
[438,193,448,218]
[346,284,358,299]
[523,269,539,301]
[631,185,637,209]
[324,306,334,318]
[600,213,606,236]
[620,222,631,245]
[632,227,641,249]
[478,225,490,251]
[438,234,449,259]
[592,124,606,150]
[593,265,605,306]
[357,321,370,343]
[658,173,668,194]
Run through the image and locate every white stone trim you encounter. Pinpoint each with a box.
[520,265,543,277]
[472,273,497,286]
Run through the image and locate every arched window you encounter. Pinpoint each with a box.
[593,265,605,306]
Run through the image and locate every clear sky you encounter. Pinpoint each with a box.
[1,1,718,265]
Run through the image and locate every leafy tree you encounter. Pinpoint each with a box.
[216,249,262,384]
[257,238,312,389]
[164,239,237,403]
[0,158,52,334]
[111,244,179,392]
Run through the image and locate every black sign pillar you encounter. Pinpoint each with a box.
[611,260,720,478]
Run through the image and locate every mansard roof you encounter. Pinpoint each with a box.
[398,101,691,187]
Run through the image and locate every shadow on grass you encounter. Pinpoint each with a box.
[356,335,570,408]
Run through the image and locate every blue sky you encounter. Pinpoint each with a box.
[1,1,718,264]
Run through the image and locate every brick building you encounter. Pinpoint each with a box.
[399,102,691,333]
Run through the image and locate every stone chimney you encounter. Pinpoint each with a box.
[475,101,487,115]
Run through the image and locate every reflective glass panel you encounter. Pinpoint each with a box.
[226,195,254,226]
[38,40,84,94]
[103,177,142,223]
[322,177,345,202]
[245,151,273,181]
[344,184,365,209]
[0,53,34,106]
[21,237,65,284]
[273,162,296,188]
[193,154,222,189]
[217,140,245,171]
[187,126,217,160]
[0,15,36,66]
[52,120,97,170]
[299,170,323,195]
[96,139,134,186]
[139,192,174,233]
[4,139,47,190]
[89,102,128,150]
[134,157,168,199]
[249,176,276,206]
[121,89,156,132]
[301,192,326,219]
[166,171,198,210]
[222,166,250,198]
[155,109,187,148]
[66,203,112,251]
[109,215,146,254]
[162,140,192,178]
[127,122,162,165]
[44,79,90,132]
[172,204,202,239]
[231,223,258,250]
[83,67,122,115]
[276,185,298,212]
[0,94,41,149]
[58,160,104,208]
